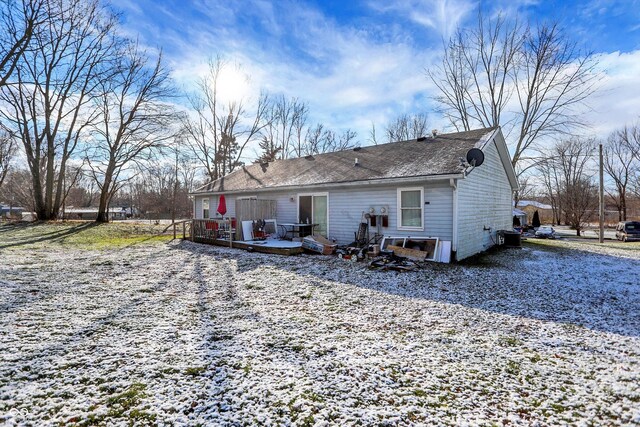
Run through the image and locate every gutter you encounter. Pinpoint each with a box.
[189,173,466,197]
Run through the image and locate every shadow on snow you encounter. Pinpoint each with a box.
[172,240,640,339]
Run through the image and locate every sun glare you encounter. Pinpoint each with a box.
[215,64,253,104]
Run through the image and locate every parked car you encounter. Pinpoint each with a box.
[615,221,640,242]
[535,226,556,239]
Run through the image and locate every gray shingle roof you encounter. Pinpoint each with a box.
[192,127,497,194]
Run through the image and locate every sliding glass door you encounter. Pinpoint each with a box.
[298,193,328,237]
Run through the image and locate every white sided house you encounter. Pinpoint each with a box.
[191,127,518,261]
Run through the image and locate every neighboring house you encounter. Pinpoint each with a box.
[191,127,518,261]
[513,208,527,226]
[63,206,134,221]
[517,200,553,225]
[0,204,24,219]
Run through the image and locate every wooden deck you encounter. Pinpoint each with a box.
[191,220,303,255]
[192,236,303,256]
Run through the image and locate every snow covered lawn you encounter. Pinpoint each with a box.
[1,223,639,425]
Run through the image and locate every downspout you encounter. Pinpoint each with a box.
[450,178,458,259]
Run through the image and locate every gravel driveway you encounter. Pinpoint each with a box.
[1,226,639,425]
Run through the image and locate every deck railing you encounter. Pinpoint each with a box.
[162,220,191,240]
[191,219,235,247]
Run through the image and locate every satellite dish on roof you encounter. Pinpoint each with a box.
[466,148,484,167]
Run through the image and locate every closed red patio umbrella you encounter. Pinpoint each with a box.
[217,194,227,216]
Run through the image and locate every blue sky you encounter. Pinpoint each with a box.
[112,0,640,156]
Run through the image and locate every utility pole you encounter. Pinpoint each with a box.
[172,140,178,240]
[599,143,604,243]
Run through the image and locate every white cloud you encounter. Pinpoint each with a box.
[583,50,640,135]
[164,2,441,147]
[369,0,477,39]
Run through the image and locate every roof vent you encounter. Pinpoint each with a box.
[353,146,362,151]
[354,157,359,167]
[431,129,438,137]
[304,155,314,160]
[417,136,427,142]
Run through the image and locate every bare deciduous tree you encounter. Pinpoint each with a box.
[538,138,597,235]
[88,44,176,222]
[0,167,34,211]
[512,24,598,169]
[0,0,118,220]
[603,124,639,221]
[385,112,430,142]
[256,98,357,161]
[115,161,193,220]
[183,56,270,180]
[302,124,358,155]
[65,169,98,208]
[428,13,521,133]
[262,95,308,160]
[429,13,599,173]
[0,0,42,88]
[538,156,562,224]
[0,131,16,191]
[368,122,379,145]
[513,174,536,208]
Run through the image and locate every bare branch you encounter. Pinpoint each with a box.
[428,13,600,174]
[87,42,176,222]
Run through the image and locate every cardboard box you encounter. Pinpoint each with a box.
[302,235,337,255]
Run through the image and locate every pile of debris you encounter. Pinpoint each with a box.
[368,252,420,272]
[335,246,422,272]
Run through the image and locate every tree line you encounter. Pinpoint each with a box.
[531,125,640,235]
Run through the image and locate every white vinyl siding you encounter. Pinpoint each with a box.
[326,183,452,244]
[456,139,513,260]
[194,182,454,245]
[397,187,424,231]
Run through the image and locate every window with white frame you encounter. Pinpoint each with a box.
[397,187,423,230]
[202,198,210,219]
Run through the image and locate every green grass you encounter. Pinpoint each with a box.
[412,388,428,398]
[184,366,206,376]
[499,336,522,347]
[80,382,155,426]
[0,221,173,249]
[525,237,640,252]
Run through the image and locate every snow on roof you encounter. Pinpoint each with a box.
[517,200,552,210]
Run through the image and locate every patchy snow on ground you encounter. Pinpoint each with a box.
[1,234,639,426]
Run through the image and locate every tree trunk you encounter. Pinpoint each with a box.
[96,190,110,223]
[96,168,115,223]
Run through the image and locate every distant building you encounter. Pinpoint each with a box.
[63,206,136,221]
[513,208,527,226]
[516,200,554,224]
[0,204,24,219]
